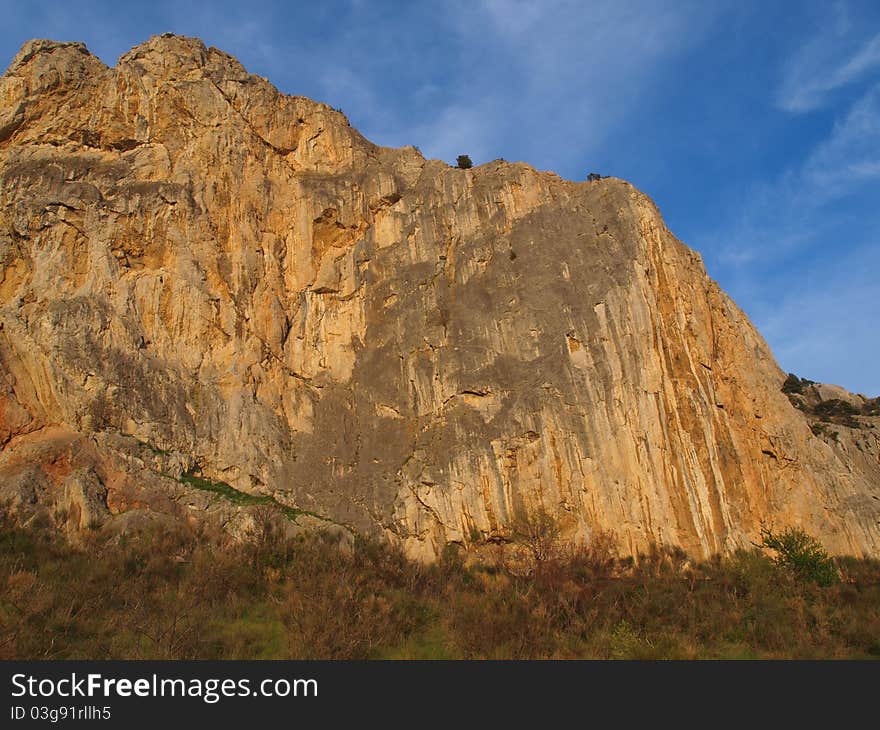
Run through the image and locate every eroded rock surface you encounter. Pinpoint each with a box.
[1,35,878,558]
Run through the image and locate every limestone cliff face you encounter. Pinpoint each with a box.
[1,35,878,559]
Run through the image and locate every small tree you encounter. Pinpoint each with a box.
[456,155,473,169]
[760,527,838,586]
[513,508,560,564]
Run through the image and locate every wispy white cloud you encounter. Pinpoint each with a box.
[704,72,880,393]
[754,244,879,395]
[480,0,545,37]
[801,84,880,191]
[406,103,498,165]
[326,0,721,170]
[713,82,880,267]
[778,9,880,113]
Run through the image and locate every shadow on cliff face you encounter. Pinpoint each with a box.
[1,507,878,660]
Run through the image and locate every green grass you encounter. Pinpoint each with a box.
[376,624,460,660]
[126,432,325,524]
[209,604,287,659]
[179,471,273,506]
[176,470,308,522]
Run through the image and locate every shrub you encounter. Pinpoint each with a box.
[781,373,815,395]
[812,399,861,428]
[512,508,560,565]
[810,422,839,441]
[456,155,472,169]
[813,399,859,418]
[760,527,839,587]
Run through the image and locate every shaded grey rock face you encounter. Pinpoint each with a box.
[1,35,878,559]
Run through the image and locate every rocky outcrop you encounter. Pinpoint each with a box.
[1,35,878,559]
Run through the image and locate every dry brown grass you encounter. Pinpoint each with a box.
[1,510,878,660]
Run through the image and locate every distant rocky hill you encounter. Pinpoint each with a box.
[1,35,877,559]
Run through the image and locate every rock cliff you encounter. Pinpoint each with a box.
[1,35,878,559]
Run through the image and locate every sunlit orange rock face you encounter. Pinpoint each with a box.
[1,35,877,559]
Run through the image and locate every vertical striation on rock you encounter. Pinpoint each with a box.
[0,35,877,559]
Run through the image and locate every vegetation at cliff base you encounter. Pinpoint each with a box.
[760,527,839,587]
[0,512,878,660]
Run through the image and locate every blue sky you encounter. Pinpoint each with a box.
[2,0,878,395]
